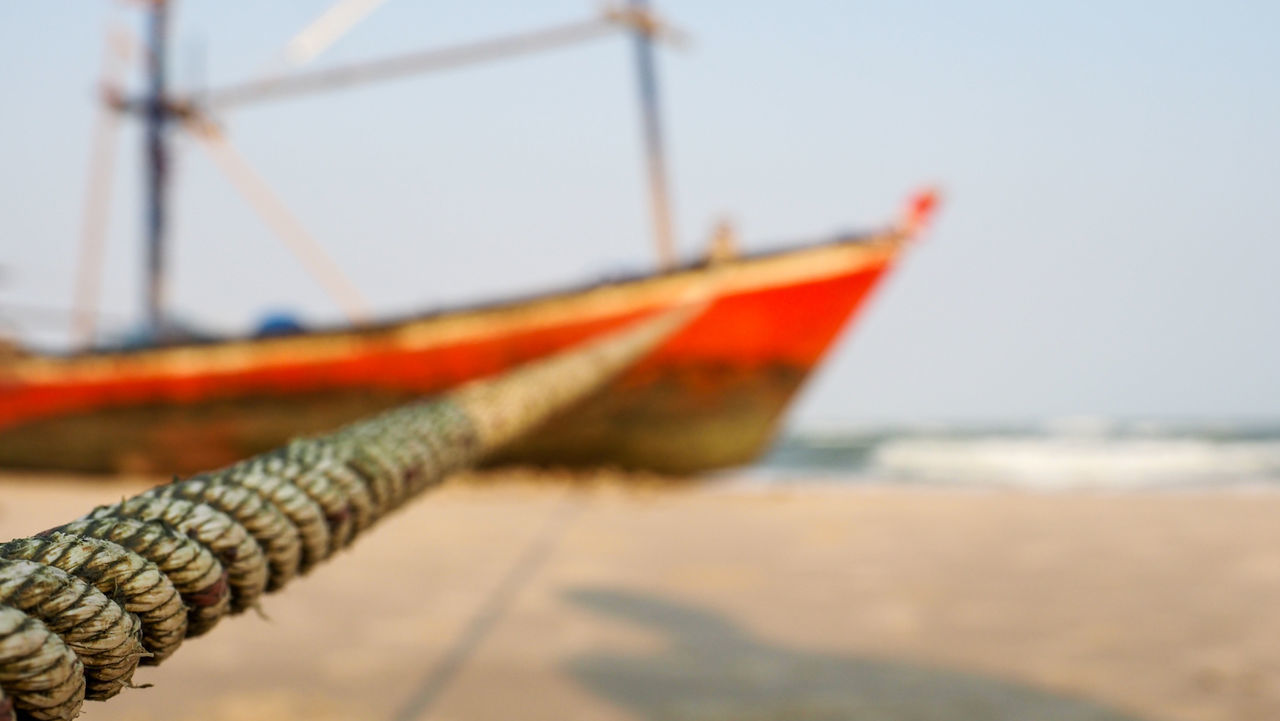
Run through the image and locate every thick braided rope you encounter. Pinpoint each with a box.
[143,479,300,592]
[0,535,186,665]
[0,305,699,720]
[85,498,269,614]
[0,562,144,701]
[54,517,229,640]
[0,607,83,721]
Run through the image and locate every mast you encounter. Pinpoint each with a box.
[628,0,676,270]
[143,0,171,337]
[118,4,671,338]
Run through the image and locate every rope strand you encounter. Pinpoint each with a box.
[0,535,185,664]
[0,606,84,721]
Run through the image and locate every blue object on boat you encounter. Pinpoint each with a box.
[255,312,306,337]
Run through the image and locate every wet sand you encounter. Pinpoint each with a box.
[0,471,1276,721]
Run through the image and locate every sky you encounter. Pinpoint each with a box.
[0,1,1277,428]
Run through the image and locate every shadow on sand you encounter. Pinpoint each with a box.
[563,588,1154,721]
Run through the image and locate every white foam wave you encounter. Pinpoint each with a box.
[868,437,1280,490]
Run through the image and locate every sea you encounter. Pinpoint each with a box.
[749,418,1280,491]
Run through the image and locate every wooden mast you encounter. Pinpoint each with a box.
[627,0,677,270]
[143,0,172,338]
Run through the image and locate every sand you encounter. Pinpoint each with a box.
[0,471,1276,721]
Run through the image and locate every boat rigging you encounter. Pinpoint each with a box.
[79,0,687,346]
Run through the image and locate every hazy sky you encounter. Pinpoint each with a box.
[1,1,1276,427]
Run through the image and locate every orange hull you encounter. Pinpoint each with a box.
[0,234,903,474]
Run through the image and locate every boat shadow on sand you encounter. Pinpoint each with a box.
[561,588,1153,721]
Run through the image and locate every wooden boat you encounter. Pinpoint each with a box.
[0,3,937,474]
[0,199,932,475]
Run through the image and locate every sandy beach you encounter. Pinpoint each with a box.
[0,471,1276,721]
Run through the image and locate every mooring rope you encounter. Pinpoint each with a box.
[0,302,700,721]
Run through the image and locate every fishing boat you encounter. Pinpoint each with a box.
[0,2,937,474]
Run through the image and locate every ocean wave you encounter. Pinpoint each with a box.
[762,421,1280,490]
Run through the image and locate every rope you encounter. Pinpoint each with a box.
[0,303,700,720]
[0,606,84,721]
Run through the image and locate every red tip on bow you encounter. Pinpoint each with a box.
[901,187,941,238]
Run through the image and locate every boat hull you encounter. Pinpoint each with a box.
[0,236,900,474]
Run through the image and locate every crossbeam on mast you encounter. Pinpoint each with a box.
[201,16,623,111]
